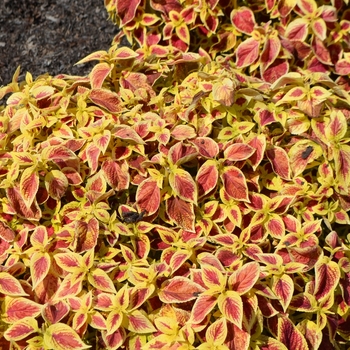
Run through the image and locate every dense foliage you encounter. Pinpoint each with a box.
[1,0,350,349]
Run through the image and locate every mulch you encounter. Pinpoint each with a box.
[0,0,121,91]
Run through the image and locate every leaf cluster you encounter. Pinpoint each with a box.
[0,0,350,349]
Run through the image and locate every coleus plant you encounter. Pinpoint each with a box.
[1,0,350,349]
[104,0,350,82]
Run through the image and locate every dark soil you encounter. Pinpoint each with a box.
[0,0,120,88]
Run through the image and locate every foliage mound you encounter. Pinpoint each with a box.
[1,0,350,349]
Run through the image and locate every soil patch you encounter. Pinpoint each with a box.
[0,0,119,90]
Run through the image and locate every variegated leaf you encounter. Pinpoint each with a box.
[247,134,266,170]
[44,323,91,350]
[266,146,291,180]
[102,159,130,191]
[334,145,350,187]
[229,262,260,295]
[277,316,309,350]
[30,251,51,290]
[224,143,255,161]
[217,291,243,328]
[212,78,236,106]
[265,214,285,238]
[54,252,82,272]
[159,276,205,303]
[285,18,309,41]
[89,88,122,113]
[221,166,249,202]
[235,38,260,68]
[75,217,99,252]
[91,311,107,330]
[107,310,123,335]
[202,265,226,292]
[196,160,219,198]
[136,178,161,215]
[206,317,227,345]
[166,196,195,232]
[4,317,38,341]
[6,186,41,220]
[88,268,117,293]
[231,7,256,34]
[19,166,39,208]
[102,327,126,350]
[45,170,69,200]
[168,142,198,165]
[191,137,219,158]
[260,36,281,72]
[90,62,112,89]
[0,221,15,242]
[169,167,197,204]
[128,310,157,334]
[42,301,70,324]
[54,277,83,300]
[3,296,42,323]
[0,272,28,296]
[314,258,340,301]
[272,274,294,312]
[189,294,218,324]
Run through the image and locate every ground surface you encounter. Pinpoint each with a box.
[0,0,119,88]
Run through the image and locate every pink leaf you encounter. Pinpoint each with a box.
[206,318,227,344]
[0,273,28,296]
[89,89,122,113]
[272,275,294,312]
[44,323,90,350]
[191,137,219,158]
[311,36,332,65]
[88,268,116,293]
[190,295,218,324]
[266,146,291,180]
[224,143,255,161]
[298,0,317,15]
[166,196,195,232]
[4,317,38,341]
[229,262,260,295]
[314,259,340,300]
[262,59,289,83]
[196,160,219,198]
[311,18,327,41]
[113,46,139,60]
[217,291,243,328]
[231,7,256,34]
[4,297,42,323]
[335,59,350,75]
[221,166,249,202]
[43,301,70,324]
[45,170,69,200]
[128,311,157,333]
[260,36,281,72]
[0,221,15,242]
[86,143,101,174]
[19,167,39,208]
[116,0,142,26]
[285,18,309,41]
[277,316,309,350]
[236,38,260,68]
[30,252,51,289]
[212,78,236,106]
[136,178,160,215]
[169,168,197,203]
[6,186,41,221]
[159,276,205,303]
[102,159,130,191]
[90,62,112,89]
